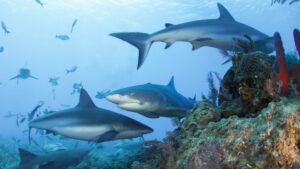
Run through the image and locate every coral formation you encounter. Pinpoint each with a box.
[219,51,278,117]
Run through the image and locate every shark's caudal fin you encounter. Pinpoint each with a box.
[19,148,37,164]
[217,3,235,22]
[110,32,151,69]
[77,88,96,108]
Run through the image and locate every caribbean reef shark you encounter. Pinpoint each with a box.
[10,148,89,169]
[29,88,153,143]
[10,68,38,81]
[106,76,196,118]
[110,3,274,69]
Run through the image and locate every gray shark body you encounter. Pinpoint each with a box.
[29,89,153,143]
[10,148,89,169]
[106,77,195,118]
[10,68,38,80]
[110,3,274,69]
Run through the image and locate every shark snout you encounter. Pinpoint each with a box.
[106,93,140,104]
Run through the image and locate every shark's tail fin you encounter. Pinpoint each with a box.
[110,32,151,69]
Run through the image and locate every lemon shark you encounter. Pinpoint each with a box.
[29,88,153,143]
[10,148,89,169]
[106,76,196,118]
[110,3,274,69]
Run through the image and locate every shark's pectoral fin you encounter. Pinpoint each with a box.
[190,38,212,50]
[164,42,174,49]
[164,107,188,118]
[29,75,38,80]
[40,161,55,168]
[165,23,174,28]
[97,130,118,142]
[10,75,20,80]
[142,112,160,118]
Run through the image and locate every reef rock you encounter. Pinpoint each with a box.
[143,98,300,169]
[219,52,279,117]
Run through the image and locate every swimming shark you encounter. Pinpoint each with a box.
[35,0,44,8]
[70,19,78,33]
[10,148,89,169]
[1,21,10,35]
[106,76,196,118]
[29,88,153,143]
[10,68,38,81]
[110,3,274,69]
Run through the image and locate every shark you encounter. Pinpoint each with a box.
[56,35,70,40]
[10,68,38,81]
[1,21,11,35]
[10,148,89,169]
[29,88,153,143]
[70,19,78,33]
[106,76,196,118]
[35,0,45,8]
[110,3,275,69]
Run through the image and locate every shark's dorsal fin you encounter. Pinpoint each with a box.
[165,23,173,28]
[19,148,37,164]
[77,88,96,108]
[217,3,235,22]
[167,76,176,91]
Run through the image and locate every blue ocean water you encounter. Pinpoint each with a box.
[0,0,299,168]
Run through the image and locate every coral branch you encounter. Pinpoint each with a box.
[274,32,289,96]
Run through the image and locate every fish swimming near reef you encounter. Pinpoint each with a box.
[56,35,70,40]
[71,82,82,95]
[9,148,89,169]
[95,89,111,99]
[70,19,78,33]
[0,46,4,53]
[66,66,78,74]
[10,68,38,81]
[110,3,274,69]
[35,0,44,8]
[29,88,153,143]
[1,21,10,35]
[49,77,59,86]
[106,76,196,118]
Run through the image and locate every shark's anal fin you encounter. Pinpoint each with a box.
[19,148,37,165]
[97,130,118,142]
[76,88,96,108]
[165,23,174,28]
[217,3,235,22]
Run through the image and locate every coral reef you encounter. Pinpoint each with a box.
[219,51,278,117]
[136,98,300,169]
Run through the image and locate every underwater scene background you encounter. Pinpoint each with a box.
[0,0,300,169]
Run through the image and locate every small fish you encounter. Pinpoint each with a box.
[56,35,70,40]
[66,66,78,74]
[70,19,78,33]
[0,46,4,53]
[3,112,19,118]
[95,89,111,99]
[35,0,44,8]
[49,77,59,86]
[71,82,83,95]
[28,102,44,121]
[1,21,11,35]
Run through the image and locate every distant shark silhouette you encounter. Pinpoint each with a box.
[10,148,89,169]
[10,68,38,81]
[110,3,274,69]
[29,88,153,143]
[106,76,196,118]
[1,21,11,35]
